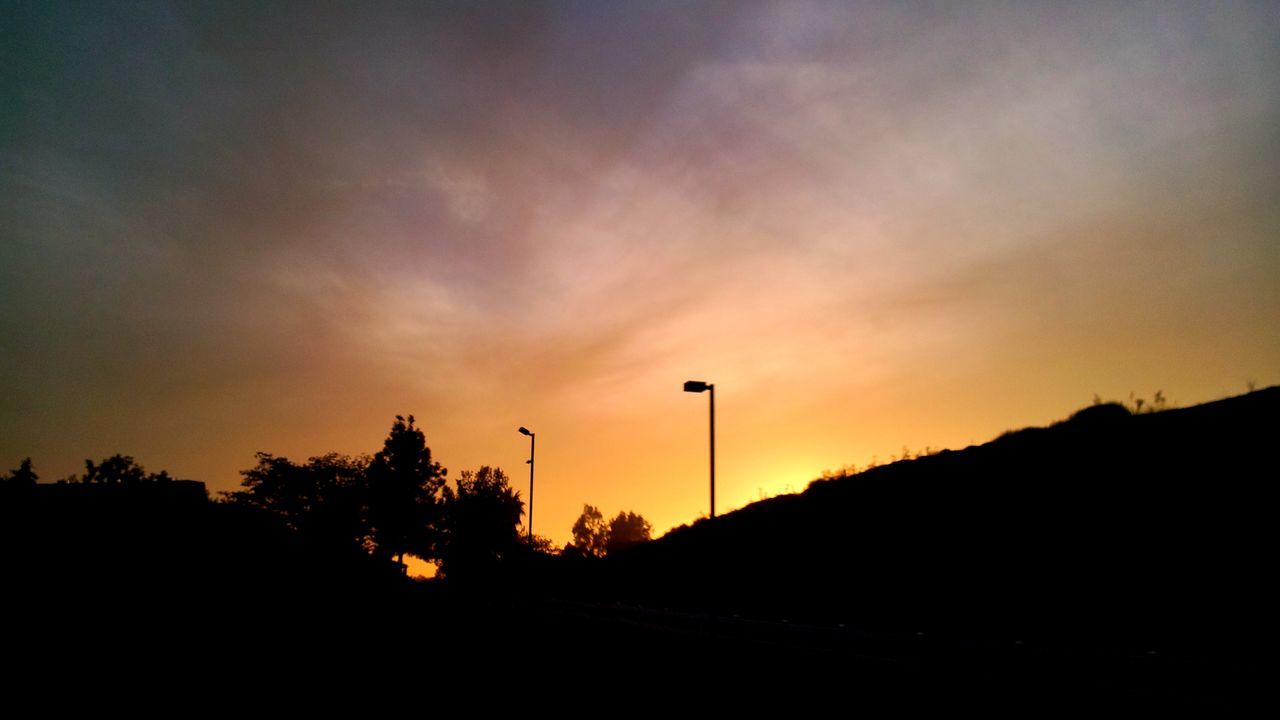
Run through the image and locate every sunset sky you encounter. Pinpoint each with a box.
[4,1,1278,549]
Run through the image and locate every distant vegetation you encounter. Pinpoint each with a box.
[1,453,183,486]
[1095,389,1174,414]
[564,504,653,558]
[2,458,37,486]
[223,414,561,579]
[820,390,1179,482]
[3,414,653,581]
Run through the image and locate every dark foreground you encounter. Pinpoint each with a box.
[4,390,1275,708]
[6,568,1264,710]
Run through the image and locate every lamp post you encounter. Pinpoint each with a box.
[518,426,535,545]
[683,380,715,519]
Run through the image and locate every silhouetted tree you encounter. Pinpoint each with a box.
[566,505,651,557]
[367,415,447,569]
[437,466,524,579]
[526,534,558,555]
[301,453,371,553]
[606,511,653,555]
[80,454,171,484]
[228,452,370,552]
[568,504,608,558]
[4,458,38,486]
[229,453,306,521]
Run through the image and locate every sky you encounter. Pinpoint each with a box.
[4,0,1279,548]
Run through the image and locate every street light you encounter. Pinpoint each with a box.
[683,380,715,519]
[518,426,535,545]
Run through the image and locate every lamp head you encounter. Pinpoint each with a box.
[518,426,532,436]
[683,380,711,393]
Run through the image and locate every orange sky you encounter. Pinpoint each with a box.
[3,2,1278,550]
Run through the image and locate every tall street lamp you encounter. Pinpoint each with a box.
[683,380,715,519]
[518,426,535,545]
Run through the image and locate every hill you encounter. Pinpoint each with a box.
[606,388,1277,660]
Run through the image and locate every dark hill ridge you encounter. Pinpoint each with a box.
[609,388,1278,657]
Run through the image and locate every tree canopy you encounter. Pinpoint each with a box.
[606,511,653,556]
[4,458,38,486]
[367,415,447,566]
[228,452,370,553]
[225,414,448,570]
[437,466,524,580]
[569,504,608,558]
[568,505,651,558]
[79,454,172,484]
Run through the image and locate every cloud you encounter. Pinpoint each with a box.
[3,1,1278,513]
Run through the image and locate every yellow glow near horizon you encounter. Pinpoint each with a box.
[3,3,1278,554]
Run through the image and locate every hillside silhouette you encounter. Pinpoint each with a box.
[597,389,1275,665]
